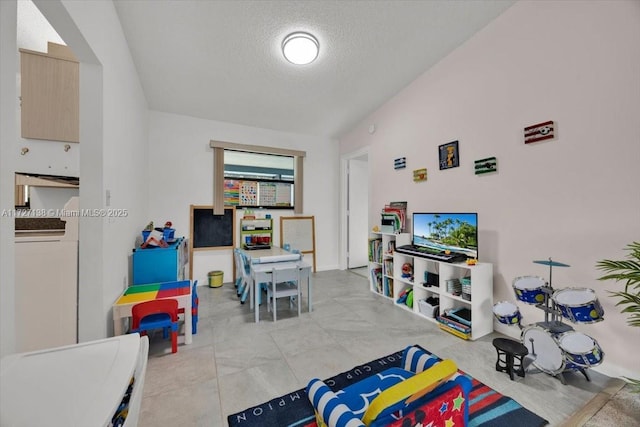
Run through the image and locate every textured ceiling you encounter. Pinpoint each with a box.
[113,0,514,138]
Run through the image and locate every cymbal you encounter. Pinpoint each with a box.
[533,259,570,267]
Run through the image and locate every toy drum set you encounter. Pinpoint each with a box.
[493,258,604,384]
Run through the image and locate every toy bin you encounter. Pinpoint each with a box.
[208,271,224,288]
[418,299,439,318]
[163,228,175,241]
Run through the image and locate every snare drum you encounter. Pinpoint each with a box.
[521,325,565,375]
[492,301,521,325]
[513,276,547,304]
[557,331,604,367]
[553,287,604,323]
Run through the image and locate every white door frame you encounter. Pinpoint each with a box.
[339,147,370,270]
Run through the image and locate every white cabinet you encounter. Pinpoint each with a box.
[385,250,493,341]
[368,232,410,298]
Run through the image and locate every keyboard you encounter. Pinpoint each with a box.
[395,245,467,263]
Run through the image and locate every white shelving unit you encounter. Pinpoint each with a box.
[386,250,493,341]
[368,232,410,299]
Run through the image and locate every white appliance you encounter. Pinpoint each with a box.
[0,334,149,427]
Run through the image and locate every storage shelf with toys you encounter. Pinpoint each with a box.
[240,218,273,250]
[389,251,493,341]
[368,232,410,299]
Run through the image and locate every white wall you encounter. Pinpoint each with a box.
[340,0,640,378]
[148,111,340,285]
[55,0,150,340]
[0,0,150,354]
[1,0,19,357]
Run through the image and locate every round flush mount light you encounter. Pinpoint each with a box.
[282,32,319,65]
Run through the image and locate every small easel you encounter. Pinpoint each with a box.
[280,216,316,272]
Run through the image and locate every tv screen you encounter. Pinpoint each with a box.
[412,213,478,259]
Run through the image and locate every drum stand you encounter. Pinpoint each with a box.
[535,286,573,334]
[534,258,572,334]
[524,363,590,385]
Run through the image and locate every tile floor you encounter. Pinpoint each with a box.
[138,270,610,427]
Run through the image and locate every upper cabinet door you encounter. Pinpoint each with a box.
[20,42,79,143]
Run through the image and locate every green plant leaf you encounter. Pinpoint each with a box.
[596,242,640,327]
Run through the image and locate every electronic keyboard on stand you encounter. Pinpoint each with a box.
[395,244,468,263]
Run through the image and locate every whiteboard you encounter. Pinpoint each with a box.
[280,216,316,272]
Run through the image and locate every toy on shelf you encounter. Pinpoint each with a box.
[140,219,175,248]
[401,262,413,280]
[396,288,414,308]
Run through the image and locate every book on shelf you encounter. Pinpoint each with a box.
[386,240,396,256]
[383,259,394,276]
[446,307,472,327]
[368,238,382,263]
[370,267,382,294]
[383,277,394,297]
[382,201,407,233]
[437,314,471,334]
[438,323,471,340]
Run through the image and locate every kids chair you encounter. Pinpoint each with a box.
[235,249,252,302]
[130,299,179,353]
[266,265,301,322]
[177,280,199,334]
[306,345,471,427]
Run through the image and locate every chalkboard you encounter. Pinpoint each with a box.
[190,205,236,249]
[280,216,316,272]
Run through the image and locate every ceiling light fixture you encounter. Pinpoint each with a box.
[282,32,319,65]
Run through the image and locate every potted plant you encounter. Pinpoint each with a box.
[596,241,640,391]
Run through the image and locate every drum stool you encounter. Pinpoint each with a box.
[493,338,529,381]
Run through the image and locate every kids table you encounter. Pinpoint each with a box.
[112,280,193,344]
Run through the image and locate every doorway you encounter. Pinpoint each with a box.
[341,148,369,272]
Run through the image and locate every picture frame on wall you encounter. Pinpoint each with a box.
[439,140,459,170]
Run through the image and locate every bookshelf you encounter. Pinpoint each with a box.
[391,251,493,340]
[368,232,410,299]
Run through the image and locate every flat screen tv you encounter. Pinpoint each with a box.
[412,213,478,259]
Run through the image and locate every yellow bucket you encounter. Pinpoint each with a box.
[208,270,223,288]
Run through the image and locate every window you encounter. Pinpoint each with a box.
[223,151,294,208]
[210,140,305,215]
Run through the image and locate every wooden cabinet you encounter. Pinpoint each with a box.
[20,43,79,143]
